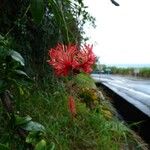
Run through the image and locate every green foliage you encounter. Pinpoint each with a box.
[0,70,148,149]
[15,115,32,125]
[108,66,134,75]
[26,131,46,149]
[79,87,99,109]
[139,68,150,78]
[0,35,28,95]
[9,50,25,66]
[73,73,96,89]
[35,140,47,150]
[31,0,44,24]
[0,0,95,79]
[110,66,150,78]
[22,120,45,132]
[15,115,45,132]
[18,79,148,149]
[0,143,9,150]
[0,35,47,149]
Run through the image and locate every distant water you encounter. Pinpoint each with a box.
[107,64,150,68]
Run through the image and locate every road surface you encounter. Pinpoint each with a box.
[91,74,150,117]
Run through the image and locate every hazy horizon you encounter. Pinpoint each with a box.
[106,63,150,68]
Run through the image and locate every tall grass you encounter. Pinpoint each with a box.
[21,74,149,149]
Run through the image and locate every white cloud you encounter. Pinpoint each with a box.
[84,0,150,65]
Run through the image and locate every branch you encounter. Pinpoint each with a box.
[110,0,120,6]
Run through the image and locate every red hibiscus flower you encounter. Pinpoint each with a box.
[48,44,78,76]
[48,43,96,76]
[76,44,96,73]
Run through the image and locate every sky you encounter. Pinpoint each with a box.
[84,0,150,65]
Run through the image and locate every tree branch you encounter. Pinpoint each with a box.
[110,0,120,6]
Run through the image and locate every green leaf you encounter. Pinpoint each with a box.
[35,140,46,150]
[15,115,32,125]
[26,131,41,144]
[15,70,29,78]
[31,0,44,24]
[22,121,45,132]
[50,142,55,150]
[18,86,24,95]
[9,50,25,66]
[0,143,9,150]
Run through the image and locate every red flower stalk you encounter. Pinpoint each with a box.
[48,43,96,76]
[68,96,76,117]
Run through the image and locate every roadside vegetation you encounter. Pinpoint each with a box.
[110,67,150,78]
[1,70,148,149]
[94,64,150,78]
[0,0,149,149]
[139,68,150,78]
